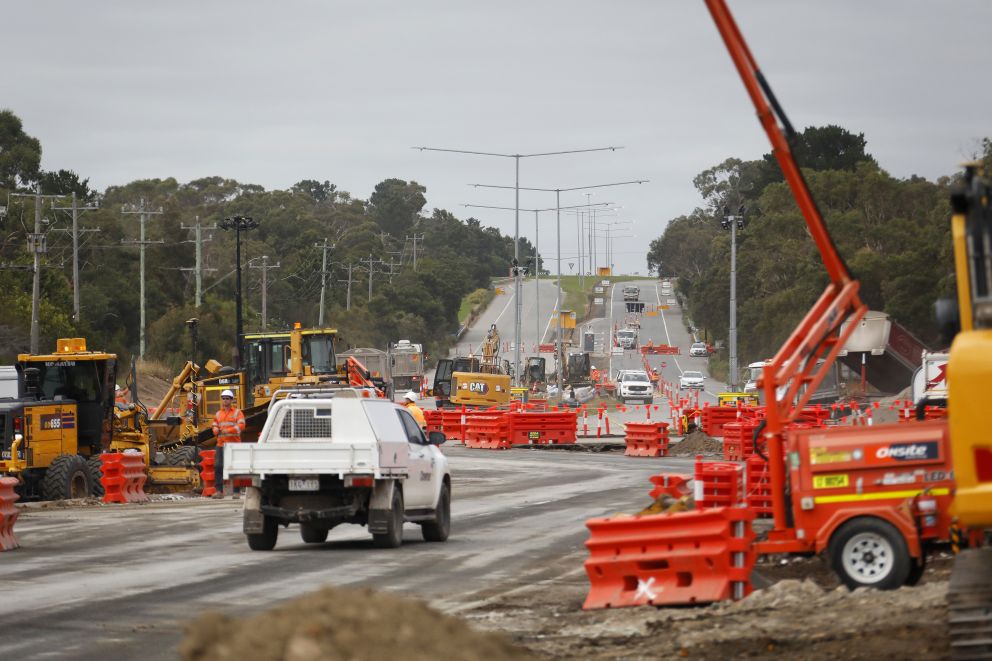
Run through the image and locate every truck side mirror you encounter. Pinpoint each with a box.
[428,431,446,445]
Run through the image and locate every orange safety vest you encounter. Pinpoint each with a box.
[212,407,246,446]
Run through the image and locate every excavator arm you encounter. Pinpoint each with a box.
[705,0,868,531]
[344,356,385,398]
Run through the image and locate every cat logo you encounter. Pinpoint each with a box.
[468,382,489,394]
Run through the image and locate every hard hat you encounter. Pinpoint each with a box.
[404,391,418,402]
[221,389,235,399]
[115,384,121,392]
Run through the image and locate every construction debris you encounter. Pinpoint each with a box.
[668,430,723,456]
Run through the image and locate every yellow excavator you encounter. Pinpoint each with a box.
[432,323,511,408]
[946,163,992,655]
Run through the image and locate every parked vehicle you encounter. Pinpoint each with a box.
[226,389,451,551]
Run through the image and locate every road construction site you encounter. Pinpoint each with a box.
[0,276,956,660]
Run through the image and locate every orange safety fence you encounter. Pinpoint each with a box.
[507,410,578,445]
[0,477,20,551]
[583,506,756,609]
[624,421,670,457]
[100,451,149,504]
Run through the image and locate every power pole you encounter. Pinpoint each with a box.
[249,255,280,329]
[337,262,354,310]
[121,199,165,358]
[315,239,334,325]
[180,216,218,307]
[405,233,424,271]
[50,192,100,324]
[360,254,381,302]
[9,187,64,353]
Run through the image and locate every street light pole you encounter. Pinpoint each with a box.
[721,204,746,391]
[415,144,622,386]
[464,200,615,401]
[220,215,259,368]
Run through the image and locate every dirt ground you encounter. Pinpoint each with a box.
[180,546,953,661]
[669,430,723,456]
[460,551,952,660]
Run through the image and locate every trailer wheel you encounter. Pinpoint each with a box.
[87,455,105,498]
[300,524,328,544]
[829,518,910,590]
[372,488,404,549]
[421,481,450,543]
[246,515,278,551]
[42,454,91,500]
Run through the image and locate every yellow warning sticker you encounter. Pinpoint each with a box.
[810,448,852,465]
[813,474,850,489]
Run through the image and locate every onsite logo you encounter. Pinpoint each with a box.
[875,441,939,461]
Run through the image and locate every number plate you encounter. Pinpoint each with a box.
[288,477,319,491]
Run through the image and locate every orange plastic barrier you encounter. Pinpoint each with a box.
[464,414,510,449]
[745,455,772,517]
[694,457,743,508]
[0,477,20,551]
[640,344,680,355]
[648,473,691,500]
[200,449,217,497]
[624,421,670,457]
[424,408,468,441]
[898,405,947,423]
[700,405,742,437]
[507,410,577,445]
[538,343,555,353]
[583,506,756,609]
[722,419,760,460]
[100,451,149,504]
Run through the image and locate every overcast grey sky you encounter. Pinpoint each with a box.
[6,1,990,274]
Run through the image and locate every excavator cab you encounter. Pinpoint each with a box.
[431,357,480,406]
[526,357,546,385]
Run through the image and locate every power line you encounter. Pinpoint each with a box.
[121,199,165,357]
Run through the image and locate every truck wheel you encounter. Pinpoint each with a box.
[300,524,328,544]
[829,518,910,590]
[165,446,199,467]
[247,515,278,551]
[421,481,450,543]
[87,455,105,498]
[42,454,91,500]
[372,488,404,549]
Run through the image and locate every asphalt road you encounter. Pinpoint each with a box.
[0,447,696,660]
[455,276,563,362]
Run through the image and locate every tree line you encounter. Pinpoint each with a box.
[647,125,991,372]
[0,109,538,369]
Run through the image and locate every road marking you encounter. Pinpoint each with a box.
[654,283,682,373]
[493,290,515,325]
[541,284,559,344]
[608,282,618,375]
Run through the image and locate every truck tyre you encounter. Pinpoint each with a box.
[247,515,278,551]
[300,524,328,544]
[87,455,105,498]
[165,446,199,467]
[42,454,91,500]
[421,481,450,543]
[829,517,910,590]
[372,488,404,549]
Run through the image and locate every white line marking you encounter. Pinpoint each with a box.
[655,283,682,372]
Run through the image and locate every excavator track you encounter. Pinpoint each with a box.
[949,547,992,660]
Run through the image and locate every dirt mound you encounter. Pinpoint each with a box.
[669,430,723,456]
[180,585,534,661]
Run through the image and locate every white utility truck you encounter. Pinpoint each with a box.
[225,389,451,551]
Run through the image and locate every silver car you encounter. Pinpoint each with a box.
[689,342,708,357]
[679,370,705,390]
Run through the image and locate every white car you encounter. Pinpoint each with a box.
[679,370,705,390]
[616,370,653,404]
[689,342,708,357]
[616,328,638,350]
